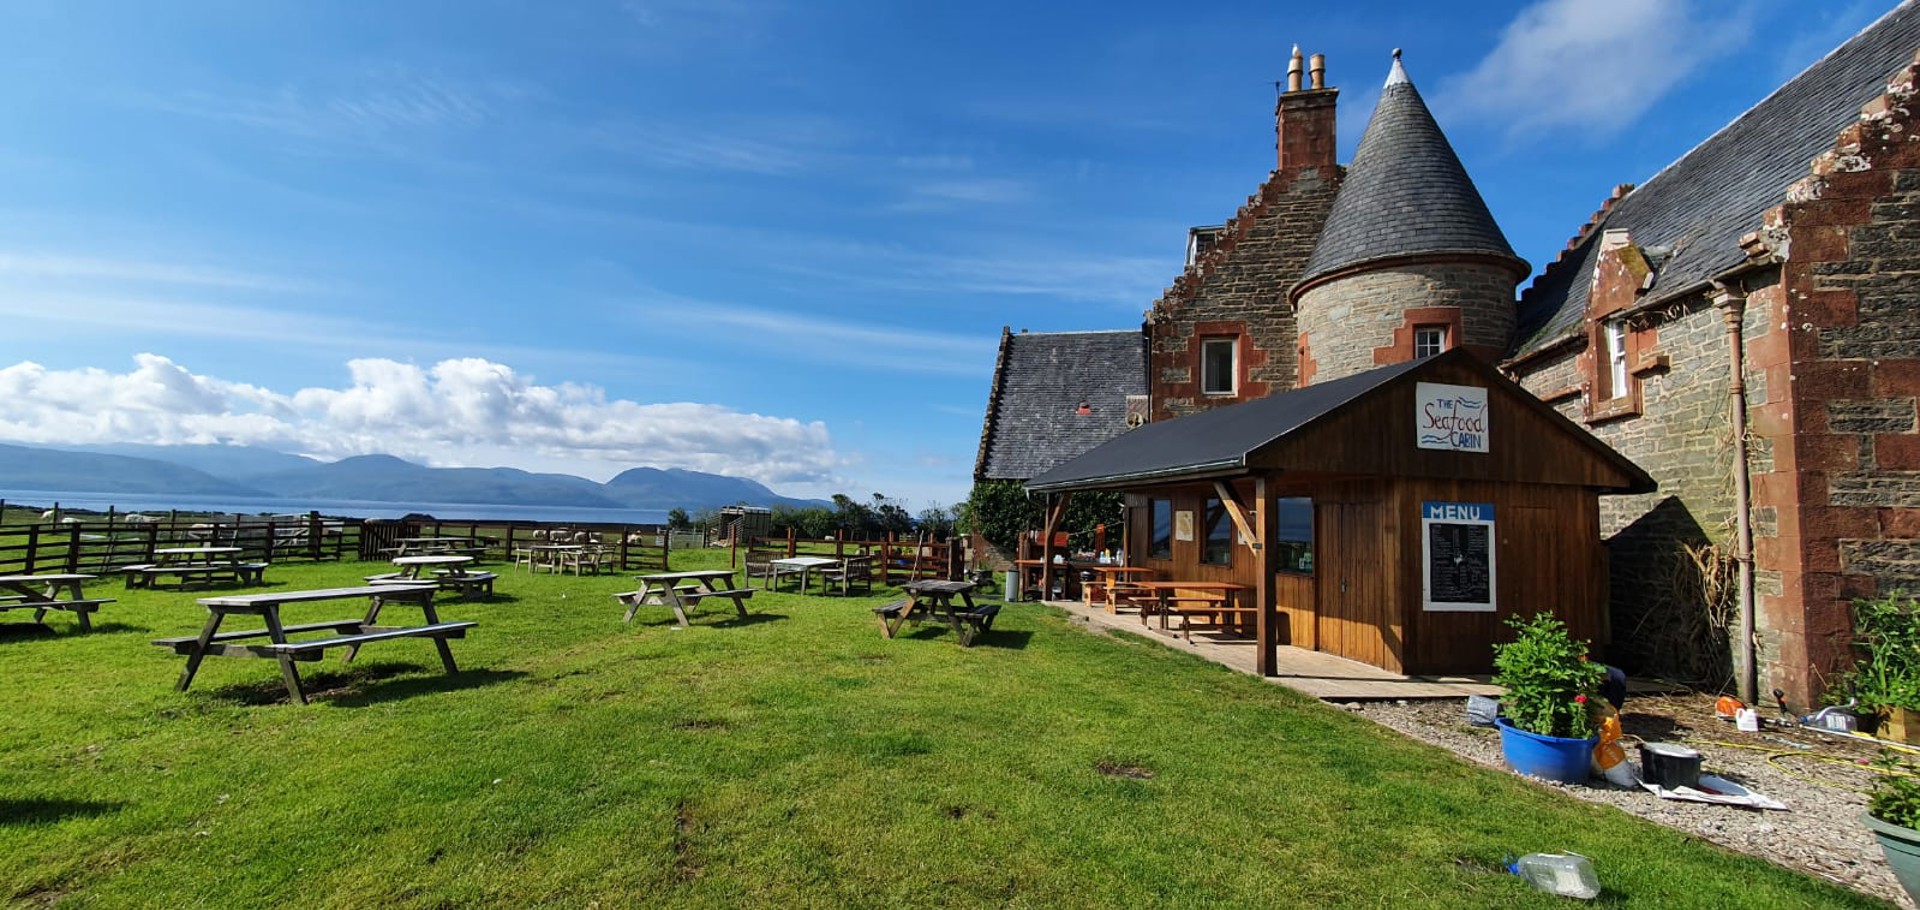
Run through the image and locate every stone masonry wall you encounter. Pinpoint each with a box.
[1147,166,1338,419]
[1753,58,1920,704]
[1296,260,1516,385]
[1512,295,1771,685]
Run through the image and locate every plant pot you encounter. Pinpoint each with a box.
[1495,717,1596,784]
[1877,707,1920,745]
[1864,813,1920,902]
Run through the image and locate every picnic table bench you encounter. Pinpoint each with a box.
[366,555,499,599]
[876,579,999,646]
[0,574,114,632]
[152,584,474,705]
[615,570,753,625]
[1127,582,1256,641]
[123,562,269,589]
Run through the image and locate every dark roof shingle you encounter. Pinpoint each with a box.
[1512,1,1920,356]
[1299,55,1523,288]
[975,330,1147,482]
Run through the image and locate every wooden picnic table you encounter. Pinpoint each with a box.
[875,579,1000,647]
[369,555,498,598]
[1128,581,1255,641]
[0,573,114,632]
[126,547,266,590]
[616,570,754,625]
[390,537,492,558]
[152,584,474,705]
[768,555,838,593]
[1084,565,1156,613]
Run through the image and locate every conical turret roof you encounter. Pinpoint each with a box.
[1297,52,1524,290]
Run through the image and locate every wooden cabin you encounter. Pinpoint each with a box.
[1025,350,1655,677]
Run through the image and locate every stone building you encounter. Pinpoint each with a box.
[972,4,1920,708]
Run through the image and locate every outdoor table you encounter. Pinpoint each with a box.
[768,555,838,593]
[618,569,754,625]
[1129,581,1255,640]
[391,555,475,578]
[1085,565,1156,613]
[369,555,498,599]
[152,584,473,705]
[155,546,243,566]
[528,544,582,574]
[392,537,488,558]
[876,579,999,646]
[1013,558,1100,601]
[0,573,113,632]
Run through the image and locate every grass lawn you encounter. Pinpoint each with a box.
[0,550,1888,908]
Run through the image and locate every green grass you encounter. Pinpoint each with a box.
[0,551,1887,908]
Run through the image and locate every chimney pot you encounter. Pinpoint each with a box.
[1308,53,1325,90]
[1287,45,1304,93]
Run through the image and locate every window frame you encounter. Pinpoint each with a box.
[1200,497,1233,566]
[1413,325,1447,359]
[1604,319,1630,400]
[1148,498,1173,560]
[1199,337,1237,396]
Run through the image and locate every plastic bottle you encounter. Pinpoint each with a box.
[1508,853,1600,899]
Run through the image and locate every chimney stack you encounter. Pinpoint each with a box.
[1276,48,1338,174]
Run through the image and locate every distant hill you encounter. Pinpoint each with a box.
[603,467,829,511]
[58,443,321,478]
[248,455,627,508]
[0,443,271,496]
[0,443,830,511]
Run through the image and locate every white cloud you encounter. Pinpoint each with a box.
[1435,0,1753,138]
[0,355,839,485]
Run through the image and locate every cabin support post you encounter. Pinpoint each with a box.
[1254,476,1276,676]
[1039,493,1071,599]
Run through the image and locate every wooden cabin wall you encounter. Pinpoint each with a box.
[1124,482,1263,592]
[1389,479,1607,676]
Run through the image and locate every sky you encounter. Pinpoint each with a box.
[0,0,1894,512]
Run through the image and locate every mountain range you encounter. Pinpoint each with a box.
[0,443,829,511]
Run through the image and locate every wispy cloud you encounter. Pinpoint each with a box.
[576,118,812,175]
[0,355,841,485]
[0,252,303,292]
[1434,0,1754,140]
[135,66,511,154]
[890,177,1033,211]
[760,239,1166,309]
[620,287,995,376]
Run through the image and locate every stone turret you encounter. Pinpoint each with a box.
[1289,50,1527,386]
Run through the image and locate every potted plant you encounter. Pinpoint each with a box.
[1865,754,1920,901]
[1490,613,1604,783]
[1840,595,1920,743]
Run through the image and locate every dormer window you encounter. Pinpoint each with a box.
[1201,337,1237,396]
[1604,319,1629,400]
[1413,326,1448,358]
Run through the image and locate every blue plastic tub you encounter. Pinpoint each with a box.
[1495,717,1596,783]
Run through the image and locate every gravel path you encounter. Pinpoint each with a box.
[1351,694,1912,907]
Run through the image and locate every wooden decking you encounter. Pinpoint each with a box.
[1049,598,1502,701]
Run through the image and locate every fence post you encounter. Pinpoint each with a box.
[65,524,81,574]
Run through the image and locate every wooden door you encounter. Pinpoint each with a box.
[1318,500,1396,671]
[1274,572,1316,649]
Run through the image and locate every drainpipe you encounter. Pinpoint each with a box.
[1714,284,1758,705]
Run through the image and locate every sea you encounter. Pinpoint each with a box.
[0,489,672,526]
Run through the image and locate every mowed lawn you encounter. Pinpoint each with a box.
[0,551,1885,909]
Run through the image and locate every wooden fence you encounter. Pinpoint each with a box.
[0,511,675,576]
[731,530,967,583]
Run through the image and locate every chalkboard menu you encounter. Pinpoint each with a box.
[1422,501,1497,612]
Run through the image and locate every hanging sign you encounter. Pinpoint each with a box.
[1422,501,1496,612]
[1416,382,1489,452]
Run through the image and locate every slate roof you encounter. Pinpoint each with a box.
[1028,349,1655,494]
[1027,357,1429,492]
[1298,54,1523,289]
[975,329,1147,482]
[1511,1,1920,357]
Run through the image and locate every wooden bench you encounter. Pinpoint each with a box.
[1162,600,1259,641]
[954,603,1001,647]
[268,621,476,659]
[0,597,115,632]
[137,563,268,589]
[433,571,498,598]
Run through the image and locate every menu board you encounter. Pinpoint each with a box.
[1422,501,1496,612]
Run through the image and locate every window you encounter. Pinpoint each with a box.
[1149,499,1173,559]
[1604,319,1629,400]
[1274,497,1314,574]
[1201,338,1236,395]
[1413,326,1447,359]
[1202,497,1233,565]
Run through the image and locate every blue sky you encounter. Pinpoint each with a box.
[0,0,1892,511]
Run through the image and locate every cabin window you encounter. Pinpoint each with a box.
[1604,319,1629,400]
[1200,337,1236,396]
[1148,498,1173,559]
[1413,326,1447,359]
[1201,497,1233,565]
[1274,496,1314,574]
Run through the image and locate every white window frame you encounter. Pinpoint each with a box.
[1605,319,1630,400]
[1413,326,1447,359]
[1200,337,1236,396]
